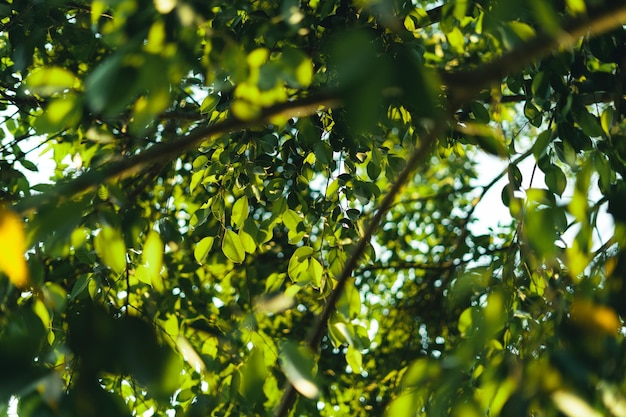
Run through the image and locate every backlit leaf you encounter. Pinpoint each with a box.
[94,226,127,274]
[0,208,29,287]
[194,236,214,264]
[238,347,267,402]
[25,66,78,96]
[222,229,245,263]
[142,231,164,292]
[231,197,249,229]
[280,341,319,399]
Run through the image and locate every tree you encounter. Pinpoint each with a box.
[1,0,626,415]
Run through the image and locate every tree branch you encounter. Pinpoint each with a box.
[442,3,626,109]
[500,91,626,105]
[13,91,340,215]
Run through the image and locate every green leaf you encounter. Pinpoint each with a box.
[85,54,137,115]
[142,231,164,292]
[282,209,302,231]
[222,229,245,263]
[545,165,567,197]
[94,226,127,274]
[458,123,507,156]
[280,341,319,399]
[346,345,362,373]
[18,159,38,172]
[25,66,78,96]
[288,246,316,283]
[238,347,267,403]
[200,95,219,114]
[231,197,249,229]
[574,108,604,138]
[532,129,553,159]
[194,236,214,264]
[238,228,256,254]
[265,178,286,201]
[601,107,614,136]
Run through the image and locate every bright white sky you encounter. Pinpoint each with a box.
[472,151,614,252]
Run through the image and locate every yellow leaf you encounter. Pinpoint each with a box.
[570,299,620,335]
[0,208,30,287]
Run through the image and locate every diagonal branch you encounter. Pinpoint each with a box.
[442,3,626,108]
[13,91,340,216]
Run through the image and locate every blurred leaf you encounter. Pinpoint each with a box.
[238,347,267,403]
[142,231,164,292]
[0,208,29,288]
[25,66,78,96]
[94,226,127,274]
[552,390,602,417]
[279,341,319,399]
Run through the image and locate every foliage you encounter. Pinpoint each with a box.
[2,0,626,416]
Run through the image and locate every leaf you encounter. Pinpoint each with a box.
[552,390,602,417]
[280,341,319,399]
[94,226,127,274]
[142,231,164,292]
[545,165,567,197]
[458,122,507,157]
[238,228,256,254]
[19,159,38,172]
[0,208,29,288]
[231,197,249,229]
[222,229,245,263]
[601,107,614,136]
[282,209,302,231]
[25,66,78,96]
[532,129,553,159]
[200,95,219,114]
[345,345,362,373]
[194,236,214,264]
[176,336,206,373]
[238,347,267,403]
[574,107,604,138]
[288,246,315,283]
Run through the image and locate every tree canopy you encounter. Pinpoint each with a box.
[2,0,626,416]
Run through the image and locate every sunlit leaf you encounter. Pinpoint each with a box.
[25,66,78,96]
[346,345,362,373]
[154,0,177,14]
[0,208,29,288]
[231,197,249,229]
[279,341,319,399]
[176,336,206,373]
[238,347,267,402]
[194,236,214,264]
[94,226,127,274]
[222,229,245,263]
[552,390,602,417]
[142,231,164,292]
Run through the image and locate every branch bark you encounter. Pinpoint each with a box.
[442,3,626,109]
[13,91,340,215]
